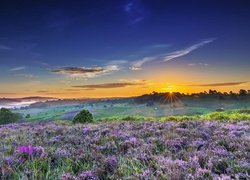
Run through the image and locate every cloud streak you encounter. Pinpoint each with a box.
[13,74,34,78]
[52,67,109,76]
[161,39,215,62]
[0,44,12,51]
[72,82,144,89]
[10,66,26,71]
[190,81,247,87]
[131,39,215,69]
[124,0,146,24]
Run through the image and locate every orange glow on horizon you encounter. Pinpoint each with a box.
[0,81,249,99]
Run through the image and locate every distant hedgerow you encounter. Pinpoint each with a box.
[72,109,93,123]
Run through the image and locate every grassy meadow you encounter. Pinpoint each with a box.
[1,95,250,179]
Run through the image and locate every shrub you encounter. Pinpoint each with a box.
[72,109,93,124]
[0,108,22,125]
[122,115,137,121]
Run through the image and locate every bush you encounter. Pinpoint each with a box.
[72,110,93,124]
[0,108,22,125]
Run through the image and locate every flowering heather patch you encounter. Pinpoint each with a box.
[1,120,250,179]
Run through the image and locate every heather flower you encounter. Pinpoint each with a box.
[129,137,137,144]
[35,146,46,158]
[4,156,15,165]
[18,158,24,163]
[104,157,118,172]
[15,145,46,160]
[60,172,76,180]
[219,174,231,180]
[109,129,118,135]
[195,168,212,178]
[78,170,97,180]
[17,145,36,156]
[214,148,228,156]
[83,126,92,134]
[226,166,231,172]
[50,135,62,142]
[138,168,151,180]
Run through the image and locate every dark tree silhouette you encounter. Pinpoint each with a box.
[239,89,247,96]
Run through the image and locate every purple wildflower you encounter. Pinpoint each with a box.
[17,145,36,156]
[60,172,76,180]
[18,158,24,163]
[4,156,15,165]
[78,170,97,180]
[16,145,46,159]
[83,126,92,134]
[104,157,118,172]
[35,146,46,158]
[127,137,137,144]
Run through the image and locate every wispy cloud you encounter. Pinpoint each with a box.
[0,92,17,95]
[187,63,196,66]
[130,39,215,69]
[123,0,146,24]
[52,67,109,76]
[52,65,120,80]
[188,63,209,66]
[37,91,50,93]
[106,60,128,65]
[131,57,156,69]
[0,44,12,51]
[60,77,87,84]
[190,81,247,87]
[72,82,145,90]
[146,44,171,49]
[35,61,49,66]
[65,89,81,92]
[13,74,34,78]
[130,67,141,71]
[104,60,128,72]
[10,66,26,71]
[161,39,215,62]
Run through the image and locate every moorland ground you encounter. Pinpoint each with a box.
[1,94,250,179]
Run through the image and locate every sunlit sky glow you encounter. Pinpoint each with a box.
[0,0,250,98]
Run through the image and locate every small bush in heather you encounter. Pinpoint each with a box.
[0,108,22,125]
[72,109,93,124]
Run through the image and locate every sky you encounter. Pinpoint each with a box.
[0,0,250,98]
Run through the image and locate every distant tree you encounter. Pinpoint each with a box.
[248,90,250,94]
[223,92,228,95]
[0,108,22,125]
[209,89,217,95]
[152,91,158,95]
[217,91,222,95]
[239,89,247,96]
[72,109,93,124]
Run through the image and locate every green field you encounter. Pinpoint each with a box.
[13,96,250,122]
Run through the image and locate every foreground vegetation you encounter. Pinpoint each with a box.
[1,112,250,179]
[98,109,250,122]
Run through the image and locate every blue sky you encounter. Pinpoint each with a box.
[0,0,250,98]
